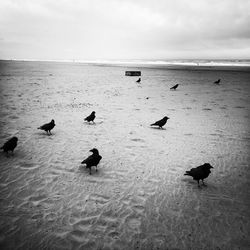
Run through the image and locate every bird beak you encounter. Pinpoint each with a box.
[89,149,93,152]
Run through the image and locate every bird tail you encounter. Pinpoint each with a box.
[81,160,86,164]
[184,171,191,176]
[37,127,41,129]
[150,123,156,126]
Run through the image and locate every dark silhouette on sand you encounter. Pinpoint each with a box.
[1,136,18,154]
[150,116,169,129]
[214,79,221,84]
[170,84,179,90]
[136,78,141,83]
[184,163,213,187]
[81,148,102,174]
[37,119,55,135]
[84,111,96,123]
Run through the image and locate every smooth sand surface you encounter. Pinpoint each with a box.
[0,61,250,249]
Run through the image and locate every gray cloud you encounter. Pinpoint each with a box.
[0,0,250,60]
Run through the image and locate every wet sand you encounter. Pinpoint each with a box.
[0,60,250,249]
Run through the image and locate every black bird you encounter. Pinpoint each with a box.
[84,111,96,123]
[136,78,141,83]
[81,148,102,174]
[150,116,169,129]
[37,119,55,135]
[184,163,213,187]
[1,136,18,154]
[214,79,221,84]
[170,84,179,90]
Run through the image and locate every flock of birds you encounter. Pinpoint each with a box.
[0,78,221,187]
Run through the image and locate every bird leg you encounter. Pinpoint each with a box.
[202,180,206,186]
[89,168,92,175]
[96,166,98,172]
[197,180,201,188]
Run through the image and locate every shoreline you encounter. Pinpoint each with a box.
[1,59,250,73]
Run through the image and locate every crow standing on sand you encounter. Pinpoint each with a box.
[84,111,96,123]
[81,148,102,175]
[170,84,179,90]
[184,163,213,187]
[150,116,169,129]
[1,136,18,154]
[37,119,55,135]
[136,78,141,83]
[214,79,221,84]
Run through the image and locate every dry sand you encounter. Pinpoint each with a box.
[0,60,250,249]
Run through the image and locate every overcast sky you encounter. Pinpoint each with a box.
[0,0,250,61]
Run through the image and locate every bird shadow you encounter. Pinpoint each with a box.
[84,122,96,126]
[36,132,55,137]
[84,121,103,126]
[181,178,217,190]
[150,127,166,130]
[78,165,89,174]
[78,165,101,176]
[0,151,15,158]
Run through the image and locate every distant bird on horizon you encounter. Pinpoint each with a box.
[170,84,179,90]
[150,116,169,129]
[136,78,141,83]
[84,111,96,123]
[1,136,18,154]
[214,79,221,84]
[37,119,55,135]
[81,148,102,174]
[184,163,213,187]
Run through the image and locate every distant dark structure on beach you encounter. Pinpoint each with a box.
[150,116,169,129]
[37,119,55,135]
[184,163,213,187]
[136,78,141,83]
[214,79,221,84]
[1,136,18,154]
[170,84,179,90]
[84,111,96,123]
[125,71,141,76]
[81,148,102,175]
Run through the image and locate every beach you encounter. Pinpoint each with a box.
[0,60,250,249]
